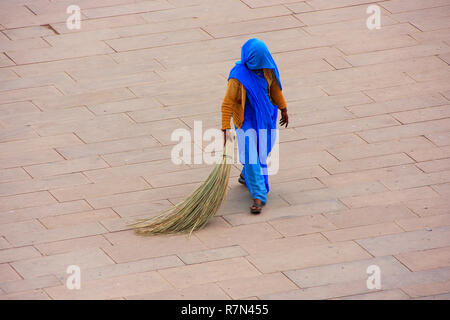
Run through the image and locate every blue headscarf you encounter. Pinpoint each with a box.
[228,38,281,144]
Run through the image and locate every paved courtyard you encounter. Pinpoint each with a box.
[0,0,450,300]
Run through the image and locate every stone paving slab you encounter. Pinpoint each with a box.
[0,0,449,300]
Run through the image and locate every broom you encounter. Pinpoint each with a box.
[129,136,234,236]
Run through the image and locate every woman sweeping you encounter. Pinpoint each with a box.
[221,38,289,214]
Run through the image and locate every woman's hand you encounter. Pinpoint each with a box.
[222,129,231,146]
[279,108,289,128]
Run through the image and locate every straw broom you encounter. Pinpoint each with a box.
[129,137,234,236]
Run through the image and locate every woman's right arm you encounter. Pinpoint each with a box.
[221,79,240,131]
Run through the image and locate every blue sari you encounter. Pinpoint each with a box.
[228,39,282,204]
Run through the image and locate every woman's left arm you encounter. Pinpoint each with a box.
[270,79,289,128]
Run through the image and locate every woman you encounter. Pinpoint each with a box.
[221,38,289,214]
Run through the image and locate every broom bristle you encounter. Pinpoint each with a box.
[129,139,234,236]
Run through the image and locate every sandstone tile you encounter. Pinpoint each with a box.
[295,115,399,139]
[7,41,114,64]
[218,273,298,299]
[396,214,450,231]
[426,131,450,146]
[414,292,450,300]
[268,214,337,237]
[178,245,247,265]
[337,34,417,55]
[224,200,345,226]
[0,289,50,300]
[393,105,450,124]
[327,137,433,161]
[5,222,108,247]
[2,25,55,40]
[405,198,450,217]
[324,205,416,228]
[357,226,450,256]
[11,248,114,279]
[381,266,450,290]
[87,182,199,209]
[0,126,38,142]
[39,208,118,229]
[323,153,414,174]
[159,257,260,289]
[319,164,422,187]
[204,16,303,38]
[107,28,210,51]
[296,4,382,25]
[269,166,329,184]
[0,101,39,117]
[0,86,61,105]
[50,13,147,34]
[260,280,374,300]
[50,177,150,202]
[0,173,90,197]
[113,199,173,218]
[34,87,134,111]
[283,181,388,206]
[431,182,450,196]
[323,222,404,242]
[0,237,10,250]
[56,136,159,159]
[244,236,372,273]
[337,289,410,300]
[1,107,95,128]
[347,93,448,117]
[126,283,230,300]
[0,200,91,224]
[46,270,172,300]
[70,255,184,282]
[408,146,450,162]
[364,78,450,102]
[395,246,450,272]
[0,264,21,282]
[0,53,14,67]
[0,246,41,264]
[12,55,117,77]
[24,156,109,178]
[0,36,49,52]
[0,134,82,154]
[35,235,112,256]
[0,191,56,212]
[83,0,174,19]
[194,219,282,249]
[284,256,410,288]
[380,0,450,13]
[89,96,161,115]
[417,158,450,173]
[345,42,450,67]
[0,168,29,184]
[340,186,439,208]
[103,231,206,263]
[0,275,61,294]
[381,170,450,190]
[402,280,450,298]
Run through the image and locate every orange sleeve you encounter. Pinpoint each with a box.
[270,77,287,110]
[221,78,240,130]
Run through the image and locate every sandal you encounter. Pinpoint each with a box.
[250,200,265,214]
[238,173,246,185]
